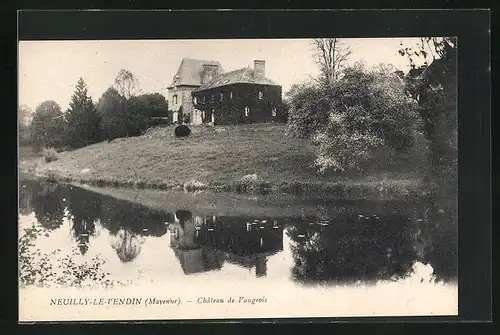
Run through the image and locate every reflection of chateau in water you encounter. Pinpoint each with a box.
[169,210,284,277]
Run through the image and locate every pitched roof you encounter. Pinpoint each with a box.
[194,67,280,92]
[168,58,224,88]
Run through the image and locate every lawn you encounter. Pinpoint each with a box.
[24,123,427,197]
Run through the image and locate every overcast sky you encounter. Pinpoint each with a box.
[19,38,425,111]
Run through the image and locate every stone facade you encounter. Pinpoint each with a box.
[191,83,284,125]
[167,58,283,125]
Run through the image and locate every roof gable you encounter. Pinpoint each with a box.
[194,67,280,92]
[169,58,224,88]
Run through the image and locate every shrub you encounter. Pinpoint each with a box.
[19,223,121,288]
[43,148,59,163]
[288,63,420,173]
[183,180,207,191]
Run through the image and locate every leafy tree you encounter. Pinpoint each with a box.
[97,87,128,140]
[19,104,33,146]
[19,104,33,128]
[114,69,141,99]
[29,100,66,151]
[65,78,102,148]
[398,37,457,176]
[126,93,169,135]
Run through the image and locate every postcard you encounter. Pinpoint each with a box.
[18,35,458,322]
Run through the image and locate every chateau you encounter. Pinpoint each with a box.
[167,58,284,125]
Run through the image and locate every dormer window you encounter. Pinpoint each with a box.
[272,106,277,117]
[244,106,250,117]
[258,91,263,99]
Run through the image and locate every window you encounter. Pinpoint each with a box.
[272,106,277,117]
[258,91,263,99]
[211,95,215,102]
[244,106,250,117]
[203,96,206,103]
[219,93,224,101]
[230,92,233,99]
[173,95,178,105]
[193,97,197,105]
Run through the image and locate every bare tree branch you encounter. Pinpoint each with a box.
[312,38,352,85]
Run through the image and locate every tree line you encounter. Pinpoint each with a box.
[24,69,169,152]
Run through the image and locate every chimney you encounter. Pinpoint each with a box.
[254,60,265,78]
[202,64,219,85]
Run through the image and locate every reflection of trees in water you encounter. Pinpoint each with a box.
[66,187,101,255]
[98,199,171,262]
[414,197,458,281]
[110,228,144,262]
[31,181,67,231]
[287,210,420,283]
[288,199,458,284]
[20,181,171,259]
[99,196,169,238]
[19,181,35,216]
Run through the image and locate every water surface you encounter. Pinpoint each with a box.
[18,179,458,318]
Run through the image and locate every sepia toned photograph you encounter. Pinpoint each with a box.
[18,37,458,321]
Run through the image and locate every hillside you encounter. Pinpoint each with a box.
[22,124,426,198]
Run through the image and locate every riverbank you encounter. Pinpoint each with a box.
[19,124,430,200]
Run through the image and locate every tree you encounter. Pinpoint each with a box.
[398,37,457,176]
[126,93,169,135]
[114,69,141,99]
[30,100,67,151]
[65,78,102,149]
[312,38,352,86]
[19,104,33,128]
[19,104,33,146]
[97,87,128,140]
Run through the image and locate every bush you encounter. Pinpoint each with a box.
[19,223,121,288]
[288,63,420,172]
[285,83,331,139]
[183,180,207,191]
[43,148,59,163]
[313,117,385,172]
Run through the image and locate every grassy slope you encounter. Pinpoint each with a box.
[28,124,425,196]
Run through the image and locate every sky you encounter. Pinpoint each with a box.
[18,38,425,111]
